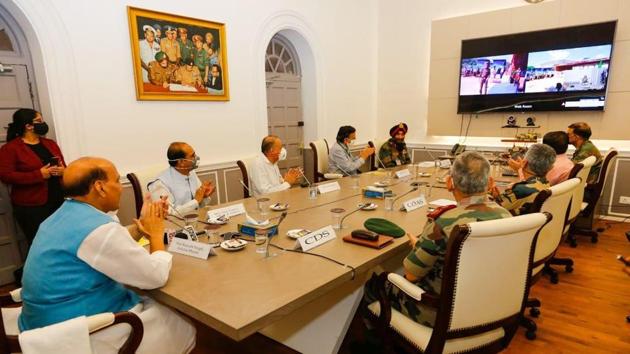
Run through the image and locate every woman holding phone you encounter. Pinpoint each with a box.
[0,108,66,246]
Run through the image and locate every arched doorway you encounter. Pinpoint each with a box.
[265,33,303,174]
[0,4,44,284]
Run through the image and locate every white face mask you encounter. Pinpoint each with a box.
[279,147,287,161]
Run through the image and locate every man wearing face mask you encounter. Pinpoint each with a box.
[250,135,301,196]
[18,157,196,353]
[148,142,215,216]
[379,122,412,168]
[328,125,375,176]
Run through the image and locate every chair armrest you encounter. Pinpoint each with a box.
[387,273,424,301]
[0,288,22,306]
[91,312,144,354]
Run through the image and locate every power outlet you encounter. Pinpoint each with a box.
[619,196,630,205]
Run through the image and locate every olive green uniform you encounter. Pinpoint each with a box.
[572,140,602,184]
[378,138,412,168]
[494,176,549,216]
[363,195,511,327]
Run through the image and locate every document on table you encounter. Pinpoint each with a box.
[169,84,198,92]
[429,198,456,207]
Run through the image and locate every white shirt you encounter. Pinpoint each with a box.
[139,39,161,82]
[148,167,207,216]
[76,215,172,290]
[250,152,290,197]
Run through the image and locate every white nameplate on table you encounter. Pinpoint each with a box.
[168,238,216,259]
[294,225,337,252]
[317,182,341,194]
[430,198,456,207]
[418,161,436,168]
[403,195,427,212]
[395,169,411,179]
[207,203,246,219]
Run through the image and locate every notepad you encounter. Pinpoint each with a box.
[429,199,456,207]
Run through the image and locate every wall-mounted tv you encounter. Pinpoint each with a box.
[457,21,617,113]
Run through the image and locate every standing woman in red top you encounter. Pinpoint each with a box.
[0,108,66,245]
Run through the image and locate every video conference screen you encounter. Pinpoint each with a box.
[457,21,617,113]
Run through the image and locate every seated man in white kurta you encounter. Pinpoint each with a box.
[18,157,196,354]
[250,135,301,197]
[148,142,215,216]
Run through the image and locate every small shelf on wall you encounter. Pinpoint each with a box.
[500,139,538,143]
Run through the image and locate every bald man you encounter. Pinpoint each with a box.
[148,142,215,216]
[19,157,196,353]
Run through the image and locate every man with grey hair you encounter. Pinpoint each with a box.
[363,151,511,328]
[249,135,301,196]
[492,143,554,215]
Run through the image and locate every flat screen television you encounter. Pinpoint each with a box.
[457,21,617,113]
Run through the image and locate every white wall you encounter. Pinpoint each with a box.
[375,0,532,141]
[8,0,378,173]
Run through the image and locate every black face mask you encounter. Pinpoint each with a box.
[33,122,49,136]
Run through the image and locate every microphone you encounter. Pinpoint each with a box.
[335,163,355,177]
[393,187,419,209]
[266,211,289,258]
[374,150,387,170]
[338,205,365,230]
[297,168,312,187]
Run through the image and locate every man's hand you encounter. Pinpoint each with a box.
[507,157,524,172]
[40,164,52,179]
[194,185,206,203]
[135,201,166,252]
[360,147,375,160]
[489,186,501,200]
[284,168,301,185]
[406,232,418,248]
[202,181,215,198]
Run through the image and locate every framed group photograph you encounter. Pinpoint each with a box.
[127,6,229,101]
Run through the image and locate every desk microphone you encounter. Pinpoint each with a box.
[338,205,365,230]
[393,187,419,209]
[335,164,355,178]
[298,168,312,187]
[266,211,288,258]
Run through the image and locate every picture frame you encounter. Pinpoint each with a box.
[127,6,229,101]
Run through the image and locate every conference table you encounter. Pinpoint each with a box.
[147,164,513,353]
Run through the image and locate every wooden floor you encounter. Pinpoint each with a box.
[3,221,630,353]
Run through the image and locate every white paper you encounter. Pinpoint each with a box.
[418,161,436,168]
[395,169,411,179]
[168,84,198,92]
[294,225,337,252]
[317,182,341,194]
[207,203,246,220]
[429,198,456,207]
[403,195,427,212]
[168,238,215,259]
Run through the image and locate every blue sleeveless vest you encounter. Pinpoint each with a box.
[18,200,140,331]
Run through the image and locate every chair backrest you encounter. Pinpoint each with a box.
[566,155,595,222]
[430,212,550,348]
[368,138,388,170]
[236,156,256,199]
[309,139,329,182]
[530,178,581,268]
[584,148,618,215]
[126,164,166,218]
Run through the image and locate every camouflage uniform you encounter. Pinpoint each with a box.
[363,195,511,328]
[148,61,176,86]
[571,140,602,184]
[494,176,549,216]
[378,138,411,168]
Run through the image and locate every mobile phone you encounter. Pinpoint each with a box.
[50,156,61,166]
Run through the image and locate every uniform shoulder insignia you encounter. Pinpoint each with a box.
[427,204,457,219]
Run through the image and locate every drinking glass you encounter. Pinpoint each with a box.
[255,229,268,254]
[385,194,396,211]
[257,197,271,216]
[330,208,345,230]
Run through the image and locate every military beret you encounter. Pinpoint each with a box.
[390,123,408,137]
[183,57,194,66]
[364,218,405,238]
[154,51,167,61]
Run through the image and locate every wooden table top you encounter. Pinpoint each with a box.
[148,166,465,340]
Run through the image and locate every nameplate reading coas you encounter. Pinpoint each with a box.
[168,238,216,259]
[395,169,411,179]
[207,203,246,219]
[317,182,341,194]
[403,195,427,212]
[294,225,337,252]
